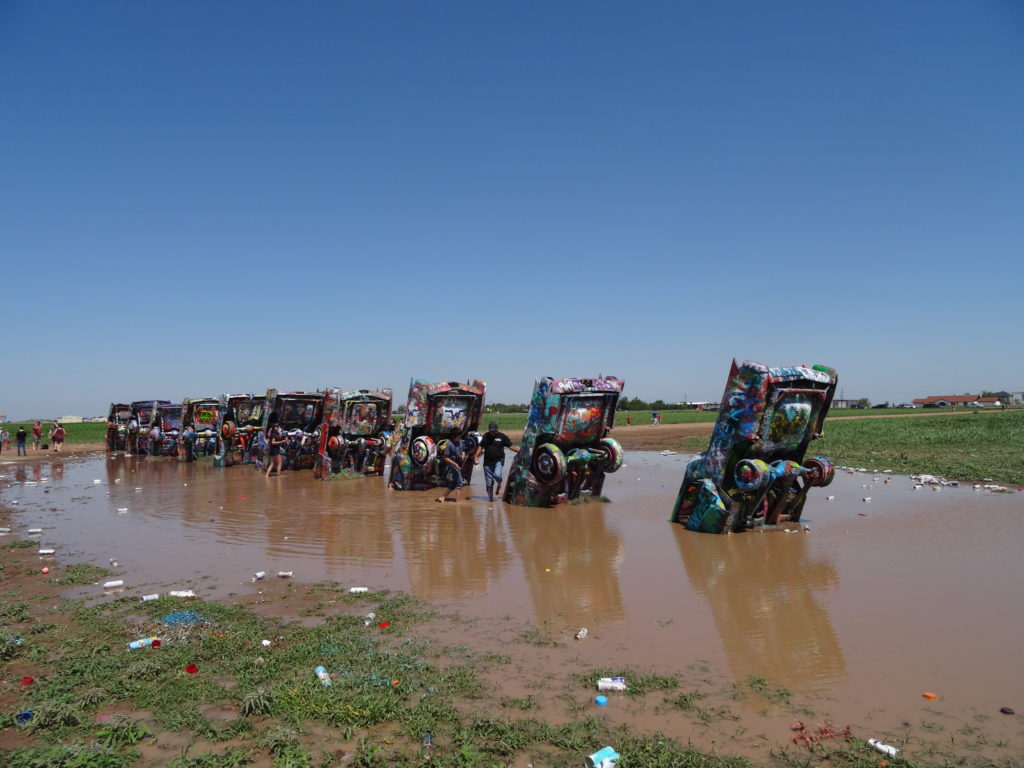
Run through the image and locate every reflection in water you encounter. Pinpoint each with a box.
[505,504,625,628]
[673,526,846,691]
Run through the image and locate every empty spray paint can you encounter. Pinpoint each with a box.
[364,612,377,626]
[596,677,627,692]
[252,571,266,582]
[584,746,620,768]
[127,637,159,650]
[315,666,332,686]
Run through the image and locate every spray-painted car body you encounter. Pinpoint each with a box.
[216,393,268,466]
[179,398,223,461]
[146,404,185,457]
[315,388,395,479]
[105,403,131,451]
[126,400,170,455]
[503,377,626,507]
[671,360,838,534]
[388,379,486,491]
[258,390,326,471]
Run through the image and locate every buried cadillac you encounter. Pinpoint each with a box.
[179,397,223,461]
[256,390,326,471]
[216,393,268,466]
[315,388,395,479]
[388,379,486,491]
[105,403,131,451]
[671,360,837,534]
[126,400,170,455]
[502,376,625,507]
[147,403,185,457]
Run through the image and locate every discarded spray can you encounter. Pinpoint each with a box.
[584,746,620,768]
[277,571,293,578]
[867,739,899,757]
[422,732,434,753]
[169,590,196,598]
[252,571,266,582]
[141,594,160,602]
[103,580,124,589]
[110,557,119,568]
[315,665,332,686]
[596,677,627,692]
[363,612,377,626]
[575,628,588,640]
[38,548,56,555]
[127,636,159,650]
[27,528,43,534]
[348,586,369,594]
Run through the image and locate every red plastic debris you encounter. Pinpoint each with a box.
[379,621,391,628]
[20,676,34,686]
[151,639,162,648]
[185,664,198,674]
[790,720,851,747]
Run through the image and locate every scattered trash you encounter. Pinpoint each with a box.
[161,610,204,626]
[585,746,620,768]
[103,580,124,589]
[27,528,42,534]
[868,739,900,757]
[922,691,938,700]
[41,567,50,574]
[20,676,34,686]
[252,571,266,582]
[185,664,198,674]
[315,665,332,686]
[594,695,608,706]
[14,711,33,726]
[659,450,678,456]
[862,497,871,503]
[277,571,293,578]
[1000,706,1015,715]
[422,733,434,751]
[348,586,369,594]
[93,479,101,484]
[790,721,852,746]
[127,637,160,650]
[39,548,56,555]
[116,508,128,514]
[825,495,835,501]
[141,594,160,602]
[597,677,627,692]
[363,612,377,626]
[575,628,588,640]
[168,590,196,598]
[110,558,119,568]
[261,639,272,647]
[379,621,391,628]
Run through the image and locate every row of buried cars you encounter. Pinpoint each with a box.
[105,360,840,525]
[105,377,629,508]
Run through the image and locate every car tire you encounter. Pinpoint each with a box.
[410,436,436,466]
[531,443,567,485]
[598,437,623,472]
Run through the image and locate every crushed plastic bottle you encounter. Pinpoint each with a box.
[867,739,899,757]
[127,636,159,650]
[169,590,196,598]
[315,666,332,686]
[596,677,627,692]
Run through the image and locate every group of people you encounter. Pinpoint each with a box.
[436,421,520,504]
[0,421,65,456]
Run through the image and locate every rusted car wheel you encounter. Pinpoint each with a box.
[221,421,236,440]
[734,458,772,491]
[531,444,567,485]
[598,437,623,472]
[804,457,835,487]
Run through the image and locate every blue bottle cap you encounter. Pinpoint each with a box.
[595,695,608,706]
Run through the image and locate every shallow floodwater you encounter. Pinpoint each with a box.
[2,451,1023,735]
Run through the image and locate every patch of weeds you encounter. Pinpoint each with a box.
[666,689,708,711]
[518,626,559,647]
[483,652,511,664]
[271,746,313,768]
[697,705,740,723]
[238,685,276,716]
[256,724,304,756]
[96,715,151,749]
[0,601,30,622]
[3,539,36,549]
[572,668,678,697]
[742,674,793,704]
[500,695,536,710]
[167,747,253,767]
[3,743,139,768]
[52,563,108,586]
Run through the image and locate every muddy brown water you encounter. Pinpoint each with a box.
[2,451,1023,758]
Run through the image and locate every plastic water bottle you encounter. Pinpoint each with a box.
[169,589,195,598]
[597,677,627,692]
[277,571,293,578]
[127,636,159,650]
[363,612,377,626]
[141,594,160,602]
[867,739,899,757]
[585,746,620,768]
[103,580,124,589]
[315,666,332,686]
[348,586,369,594]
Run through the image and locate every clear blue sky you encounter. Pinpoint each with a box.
[2,1,1022,419]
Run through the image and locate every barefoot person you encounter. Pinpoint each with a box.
[32,421,42,450]
[473,421,520,503]
[265,419,286,477]
[435,428,465,503]
[50,422,65,452]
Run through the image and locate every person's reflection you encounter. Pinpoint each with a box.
[399,502,510,600]
[14,465,27,483]
[505,504,625,628]
[674,527,846,691]
[32,464,42,482]
[51,461,64,479]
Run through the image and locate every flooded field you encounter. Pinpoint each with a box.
[2,450,1023,758]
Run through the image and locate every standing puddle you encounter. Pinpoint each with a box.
[3,451,1023,752]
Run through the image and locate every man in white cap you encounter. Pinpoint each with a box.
[473,421,520,502]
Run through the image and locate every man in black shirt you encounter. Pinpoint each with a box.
[473,421,520,502]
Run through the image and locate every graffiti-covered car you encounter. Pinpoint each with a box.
[671,360,838,534]
[259,390,325,471]
[180,398,222,461]
[388,379,486,491]
[147,403,185,457]
[105,403,131,451]
[126,400,170,455]
[502,377,625,507]
[217,393,268,466]
[315,388,395,479]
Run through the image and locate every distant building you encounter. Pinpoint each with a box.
[58,415,85,423]
[911,395,979,408]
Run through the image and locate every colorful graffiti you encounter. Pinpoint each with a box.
[503,377,625,507]
[315,388,395,479]
[180,397,223,462]
[217,393,268,467]
[671,360,838,533]
[388,379,486,491]
[105,403,131,451]
[125,400,170,455]
[255,390,326,472]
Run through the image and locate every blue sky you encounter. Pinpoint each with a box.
[2,1,1022,419]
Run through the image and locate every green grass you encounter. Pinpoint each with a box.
[0,421,109,445]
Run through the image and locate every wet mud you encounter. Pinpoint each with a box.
[2,451,1023,759]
